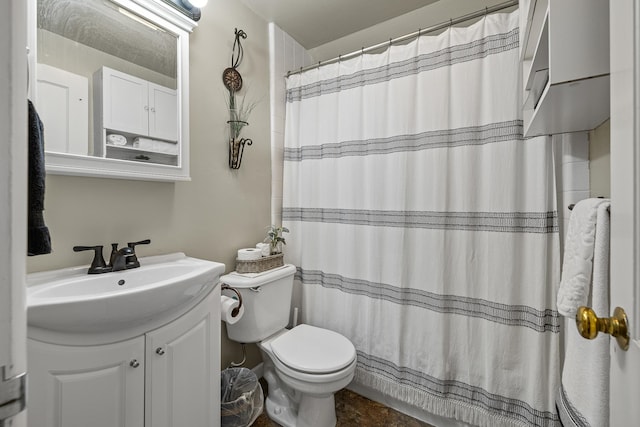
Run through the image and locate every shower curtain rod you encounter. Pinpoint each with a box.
[286,0,518,77]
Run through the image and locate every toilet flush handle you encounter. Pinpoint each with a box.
[221,284,243,318]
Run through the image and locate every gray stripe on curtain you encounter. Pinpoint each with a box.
[287,28,519,102]
[284,120,523,161]
[296,268,560,333]
[283,208,559,234]
[356,351,561,427]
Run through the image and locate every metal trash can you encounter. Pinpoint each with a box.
[220,367,264,427]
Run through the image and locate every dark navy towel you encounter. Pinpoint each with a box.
[28,100,51,256]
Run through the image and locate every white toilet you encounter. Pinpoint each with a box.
[221,264,356,427]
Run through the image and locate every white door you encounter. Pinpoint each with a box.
[609,1,640,425]
[0,1,28,426]
[36,64,89,156]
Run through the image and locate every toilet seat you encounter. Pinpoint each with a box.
[269,324,356,375]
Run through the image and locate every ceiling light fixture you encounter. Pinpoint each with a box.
[182,0,208,8]
[118,7,162,31]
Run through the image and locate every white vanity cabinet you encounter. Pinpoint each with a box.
[27,288,220,427]
[94,66,179,166]
[520,0,609,137]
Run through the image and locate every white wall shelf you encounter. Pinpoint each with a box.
[521,0,609,137]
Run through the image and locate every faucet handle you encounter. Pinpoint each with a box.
[127,239,151,248]
[109,243,119,267]
[125,239,151,268]
[73,245,110,274]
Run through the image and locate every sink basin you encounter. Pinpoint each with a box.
[27,253,225,334]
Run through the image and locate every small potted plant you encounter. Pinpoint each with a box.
[265,225,289,255]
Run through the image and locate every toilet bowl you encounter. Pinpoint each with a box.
[220,265,357,427]
[259,324,356,427]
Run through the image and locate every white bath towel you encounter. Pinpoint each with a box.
[557,198,610,316]
[557,200,610,427]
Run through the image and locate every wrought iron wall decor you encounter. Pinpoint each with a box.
[224,28,253,169]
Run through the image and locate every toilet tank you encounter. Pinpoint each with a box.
[220,264,296,343]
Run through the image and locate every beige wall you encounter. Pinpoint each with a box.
[27,0,271,369]
[590,119,611,198]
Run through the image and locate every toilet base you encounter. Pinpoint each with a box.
[266,393,337,427]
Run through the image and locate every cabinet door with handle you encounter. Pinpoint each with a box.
[145,288,220,427]
[102,67,149,136]
[148,82,178,142]
[27,336,145,427]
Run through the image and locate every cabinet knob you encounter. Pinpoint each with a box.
[130,359,140,368]
[144,105,149,111]
[155,347,165,356]
[150,107,156,112]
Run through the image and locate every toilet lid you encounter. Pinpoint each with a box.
[270,324,356,374]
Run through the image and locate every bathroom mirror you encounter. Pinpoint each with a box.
[28,0,197,181]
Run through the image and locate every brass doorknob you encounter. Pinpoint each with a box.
[576,306,630,351]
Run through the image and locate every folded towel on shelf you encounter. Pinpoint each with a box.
[557,198,610,316]
[27,100,52,256]
[133,137,178,155]
[556,200,610,427]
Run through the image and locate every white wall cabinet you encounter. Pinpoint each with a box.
[27,289,220,427]
[520,0,609,137]
[94,66,179,166]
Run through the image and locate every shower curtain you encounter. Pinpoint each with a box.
[283,11,560,427]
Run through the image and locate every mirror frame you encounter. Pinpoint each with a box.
[27,0,197,182]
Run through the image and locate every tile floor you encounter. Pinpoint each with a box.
[252,388,433,427]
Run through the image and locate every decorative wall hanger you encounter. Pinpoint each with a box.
[222,28,245,93]
[223,29,254,169]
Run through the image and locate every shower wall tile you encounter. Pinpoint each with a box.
[273,92,286,121]
[559,132,590,243]
[268,23,313,225]
[562,133,589,163]
[271,197,283,226]
[562,161,590,192]
[273,118,285,137]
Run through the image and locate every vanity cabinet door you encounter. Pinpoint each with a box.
[145,289,220,427]
[148,82,178,142]
[101,67,150,136]
[27,337,145,427]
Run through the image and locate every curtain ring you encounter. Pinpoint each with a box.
[485,6,489,15]
[338,54,341,62]
[418,28,422,36]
